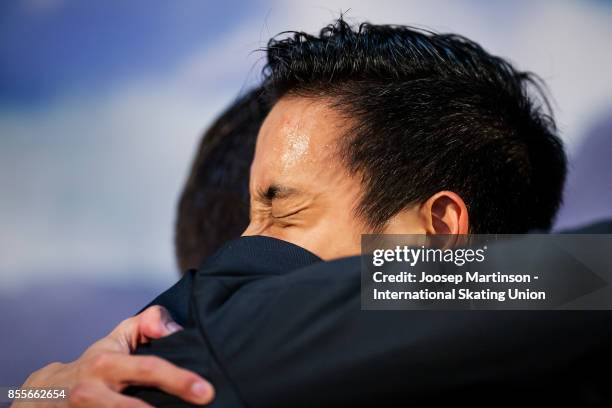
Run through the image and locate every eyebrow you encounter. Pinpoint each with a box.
[257,184,299,202]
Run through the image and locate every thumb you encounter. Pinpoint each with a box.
[137,305,183,342]
[107,306,183,352]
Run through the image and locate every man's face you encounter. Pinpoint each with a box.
[243,96,424,259]
[243,96,367,259]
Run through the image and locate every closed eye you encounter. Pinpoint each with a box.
[272,207,305,219]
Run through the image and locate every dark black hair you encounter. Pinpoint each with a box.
[175,88,268,271]
[263,19,567,233]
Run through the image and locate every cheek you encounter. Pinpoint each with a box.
[295,185,367,258]
[282,212,365,260]
[245,209,365,260]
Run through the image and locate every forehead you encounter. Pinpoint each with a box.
[251,96,346,186]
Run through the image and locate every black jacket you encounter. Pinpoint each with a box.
[127,222,612,407]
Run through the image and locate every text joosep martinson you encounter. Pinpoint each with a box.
[371,245,545,302]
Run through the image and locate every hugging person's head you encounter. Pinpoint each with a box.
[243,19,567,259]
[176,88,268,271]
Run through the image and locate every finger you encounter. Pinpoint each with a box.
[69,380,153,408]
[91,354,214,405]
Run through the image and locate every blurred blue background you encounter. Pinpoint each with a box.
[1,0,611,386]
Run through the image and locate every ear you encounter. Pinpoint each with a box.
[419,191,469,235]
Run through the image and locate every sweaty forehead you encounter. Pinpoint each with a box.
[252,96,347,185]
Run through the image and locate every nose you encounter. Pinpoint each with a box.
[241,219,282,239]
[241,220,266,237]
[241,222,255,236]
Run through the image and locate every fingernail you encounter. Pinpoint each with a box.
[191,381,211,398]
[165,321,183,334]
